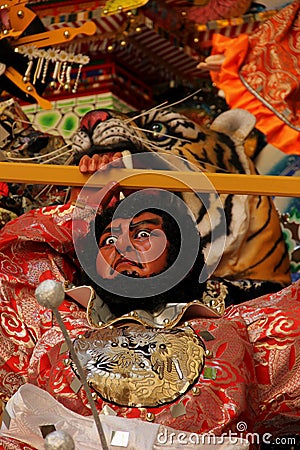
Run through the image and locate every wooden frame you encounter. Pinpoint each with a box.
[0,162,299,197]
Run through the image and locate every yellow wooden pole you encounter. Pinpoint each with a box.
[0,161,299,197]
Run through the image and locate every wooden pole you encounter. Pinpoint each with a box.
[0,162,299,197]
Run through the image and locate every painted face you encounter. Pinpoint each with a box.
[96,212,169,279]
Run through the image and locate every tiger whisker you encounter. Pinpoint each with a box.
[158,88,203,111]
[40,149,75,164]
[125,138,229,174]
[126,88,204,126]
[34,183,70,203]
[125,101,169,123]
[34,157,72,200]
[129,125,192,144]
[123,134,171,152]
[4,144,72,162]
[34,184,53,200]
[119,133,232,174]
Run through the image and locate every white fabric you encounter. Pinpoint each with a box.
[1,384,159,450]
[1,384,249,449]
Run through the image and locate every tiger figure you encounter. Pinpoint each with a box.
[71,105,291,298]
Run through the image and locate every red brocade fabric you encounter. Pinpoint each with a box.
[225,284,300,436]
[0,205,299,448]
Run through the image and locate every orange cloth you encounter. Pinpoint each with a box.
[210,1,300,154]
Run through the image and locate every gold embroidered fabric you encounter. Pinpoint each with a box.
[71,324,206,407]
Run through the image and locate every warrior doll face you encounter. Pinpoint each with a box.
[96,211,170,280]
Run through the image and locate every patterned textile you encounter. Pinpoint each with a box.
[209,0,300,154]
[226,283,300,437]
[0,204,299,449]
[239,0,300,130]
[186,0,251,23]
[281,210,300,282]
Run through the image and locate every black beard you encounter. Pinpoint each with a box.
[79,270,204,317]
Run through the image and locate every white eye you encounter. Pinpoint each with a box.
[136,230,151,239]
[103,235,118,245]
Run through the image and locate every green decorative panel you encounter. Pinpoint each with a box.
[22,93,133,142]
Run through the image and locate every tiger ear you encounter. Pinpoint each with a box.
[210,108,256,141]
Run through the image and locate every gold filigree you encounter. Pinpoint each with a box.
[71,324,206,407]
[201,280,226,315]
[86,290,219,330]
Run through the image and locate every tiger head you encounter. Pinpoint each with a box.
[71,106,291,286]
[72,107,255,172]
